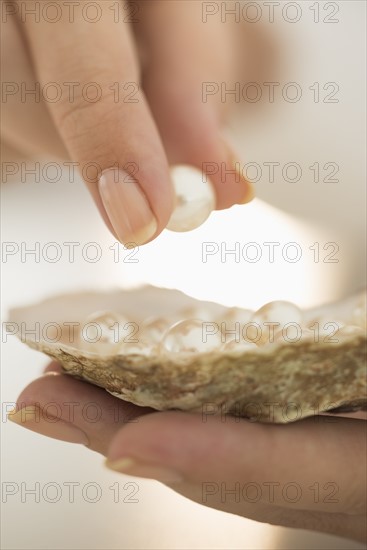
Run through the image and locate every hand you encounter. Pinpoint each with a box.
[8,362,367,544]
[1,0,253,244]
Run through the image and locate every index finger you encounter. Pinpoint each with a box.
[15,0,174,244]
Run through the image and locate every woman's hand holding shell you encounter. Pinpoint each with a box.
[8,362,367,545]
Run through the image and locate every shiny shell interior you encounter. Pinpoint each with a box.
[8,286,367,423]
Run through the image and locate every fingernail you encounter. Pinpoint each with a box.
[8,405,89,445]
[225,143,255,204]
[98,168,158,246]
[105,457,183,483]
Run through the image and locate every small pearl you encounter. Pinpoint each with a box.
[141,317,173,344]
[160,319,222,354]
[219,307,253,336]
[272,325,306,344]
[79,310,128,355]
[250,301,303,345]
[121,341,153,356]
[215,308,254,345]
[167,165,216,232]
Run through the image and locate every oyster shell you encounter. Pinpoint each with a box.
[8,286,367,423]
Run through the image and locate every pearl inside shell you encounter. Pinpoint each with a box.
[79,311,129,355]
[74,294,365,357]
[160,319,222,354]
[167,165,216,232]
[250,300,303,345]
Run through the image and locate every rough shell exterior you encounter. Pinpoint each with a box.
[9,286,367,423]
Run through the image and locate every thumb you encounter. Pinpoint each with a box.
[105,411,366,516]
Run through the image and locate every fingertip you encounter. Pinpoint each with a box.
[204,138,255,210]
[97,168,159,246]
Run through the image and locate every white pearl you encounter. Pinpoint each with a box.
[215,308,254,345]
[79,310,128,355]
[121,341,153,356]
[160,319,222,354]
[272,325,304,344]
[219,307,253,335]
[167,165,216,232]
[141,317,172,344]
[250,300,303,345]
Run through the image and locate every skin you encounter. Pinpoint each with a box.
[3,0,366,544]
[8,362,367,544]
[1,0,253,242]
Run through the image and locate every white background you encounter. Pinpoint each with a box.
[1,2,366,549]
